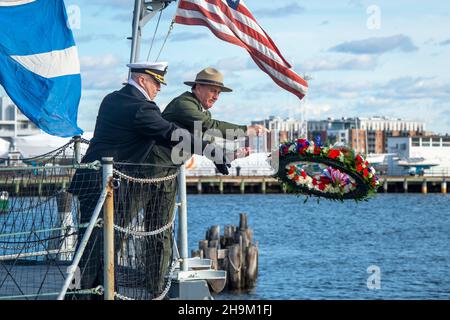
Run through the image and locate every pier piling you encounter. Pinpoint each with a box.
[240,180,245,194]
[197,213,258,293]
[197,180,202,194]
[422,180,428,194]
[219,179,224,194]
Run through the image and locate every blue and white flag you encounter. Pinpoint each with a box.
[0,0,83,137]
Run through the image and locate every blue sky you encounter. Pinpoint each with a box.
[10,0,450,134]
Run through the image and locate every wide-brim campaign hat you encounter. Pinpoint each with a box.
[184,67,232,92]
[127,61,168,85]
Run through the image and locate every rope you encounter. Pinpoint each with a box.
[113,259,178,301]
[0,223,89,240]
[0,287,101,300]
[114,291,134,300]
[152,259,178,300]
[0,248,75,261]
[79,137,91,145]
[113,210,176,238]
[146,9,163,60]
[228,255,242,272]
[1,136,78,163]
[155,19,174,61]
[0,232,78,251]
[113,168,178,184]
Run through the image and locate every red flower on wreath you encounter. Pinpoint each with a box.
[356,155,364,164]
[371,177,377,187]
[363,168,369,177]
[328,149,341,159]
[288,166,296,175]
[299,146,308,155]
[321,176,332,184]
[314,146,321,155]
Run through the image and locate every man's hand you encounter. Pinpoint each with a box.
[214,153,231,175]
[214,162,231,175]
[246,124,269,136]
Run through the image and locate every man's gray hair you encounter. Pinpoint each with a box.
[130,72,152,82]
[130,72,142,81]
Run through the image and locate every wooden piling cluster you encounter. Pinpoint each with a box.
[192,213,259,291]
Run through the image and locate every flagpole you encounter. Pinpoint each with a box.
[129,1,176,67]
[130,0,144,65]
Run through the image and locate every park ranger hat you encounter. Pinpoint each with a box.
[184,67,232,92]
[127,61,168,85]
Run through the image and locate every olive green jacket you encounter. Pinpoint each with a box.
[162,91,247,136]
[148,91,246,177]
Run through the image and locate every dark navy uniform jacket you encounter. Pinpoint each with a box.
[68,84,194,195]
[83,84,180,163]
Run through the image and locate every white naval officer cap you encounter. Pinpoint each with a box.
[127,61,168,85]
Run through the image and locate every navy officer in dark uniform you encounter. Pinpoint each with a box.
[68,62,229,299]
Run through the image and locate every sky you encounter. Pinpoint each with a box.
[6,0,450,134]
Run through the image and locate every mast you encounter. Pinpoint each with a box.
[129,0,176,65]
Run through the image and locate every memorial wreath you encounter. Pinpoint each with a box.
[275,138,380,201]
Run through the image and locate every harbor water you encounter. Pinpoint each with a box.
[186,194,450,300]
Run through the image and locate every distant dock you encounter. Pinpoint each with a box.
[0,175,447,196]
[186,176,448,194]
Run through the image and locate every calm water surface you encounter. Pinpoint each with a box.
[185,194,450,299]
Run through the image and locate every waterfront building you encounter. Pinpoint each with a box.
[0,96,41,138]
[251,116,306,152]
[307,116,425,154]
[387,135,450,176]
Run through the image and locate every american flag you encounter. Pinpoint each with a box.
[174,0,308,99]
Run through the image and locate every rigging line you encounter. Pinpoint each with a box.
[146,9,163,61]
[155,19,174,61]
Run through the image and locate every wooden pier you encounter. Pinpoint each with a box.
[186,176,449,194]
[0,176,447,196]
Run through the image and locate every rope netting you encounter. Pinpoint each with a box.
[65,163,179,300]
[113,163,179,300]
[0,138,96,300]
[0,138,180,300]
[0,136,90,167]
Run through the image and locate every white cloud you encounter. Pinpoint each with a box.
[302,101,332,119]
[82,0,133,8]
[253,3,306,18]
[439,39,450,46]
[329,34,419,55]
[75,33,125,43]
[301,55,378,72]
[80,54,126,90]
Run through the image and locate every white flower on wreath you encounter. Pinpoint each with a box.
[288,144,296,153]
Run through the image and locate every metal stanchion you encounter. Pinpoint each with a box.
[178,164,188,272]
[102,157,114,300]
